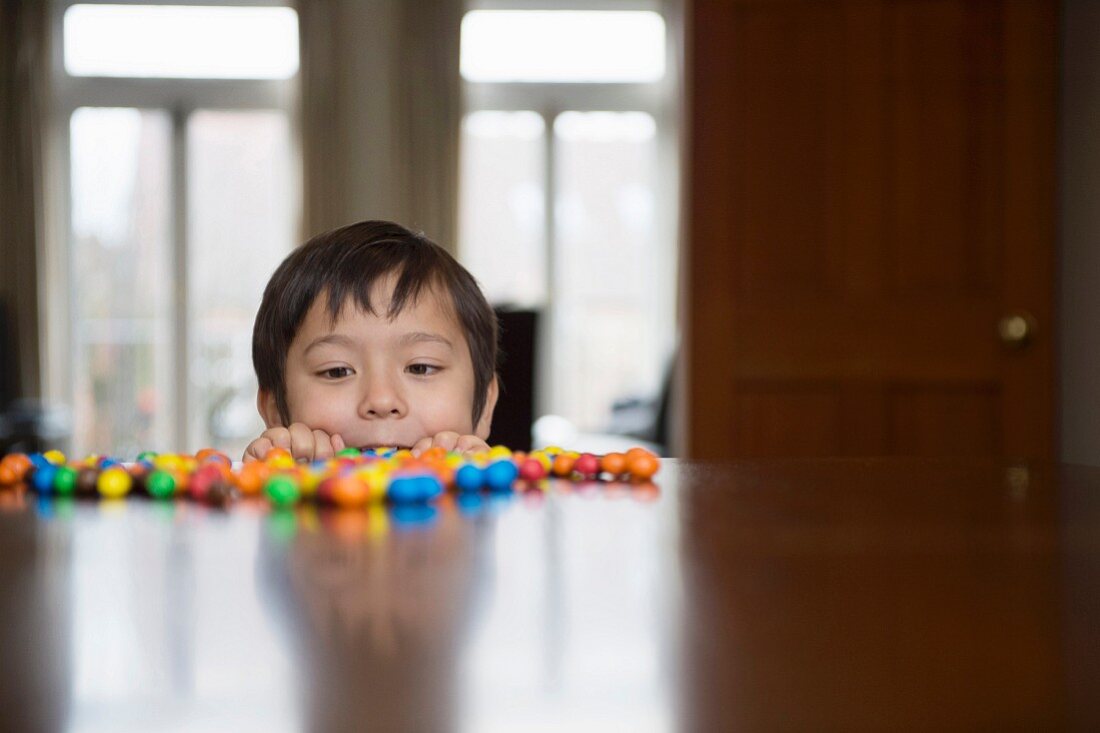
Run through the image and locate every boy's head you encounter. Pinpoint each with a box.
[251,220,499,448]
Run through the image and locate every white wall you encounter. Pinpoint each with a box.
[1060,0,1100,465]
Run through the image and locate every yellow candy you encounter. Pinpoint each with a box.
[357,466,389,503]
[267,453,295,471]
[43,449,66,465]
[488,445,512,459]
[298,468,321,497]
[153,454,182,472]
[532,452,552,471]
[97,467,132,499]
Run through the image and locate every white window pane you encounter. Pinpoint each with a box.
[461,11,665,83]
[64,5,299,79]
[70,107,174,457]
[553,111,662,430]
[188,110,297,457]
[459,111,547,306]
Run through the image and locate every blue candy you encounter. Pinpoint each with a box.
[388,475,445,503]
[484,460,519,492]
[32,464,58,494]
[454,464,484,492]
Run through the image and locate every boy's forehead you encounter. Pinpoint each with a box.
[299,281,462,339]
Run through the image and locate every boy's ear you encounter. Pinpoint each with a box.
[474,376,499,441]
[257,389,282,428]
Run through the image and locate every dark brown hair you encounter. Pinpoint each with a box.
[252,220,499,427]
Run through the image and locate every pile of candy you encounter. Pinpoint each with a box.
[0,446,661,509]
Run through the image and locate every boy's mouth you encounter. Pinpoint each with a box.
[358,444,411,451]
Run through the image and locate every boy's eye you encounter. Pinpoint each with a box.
[406,363,440,376]
[319,366,353,379]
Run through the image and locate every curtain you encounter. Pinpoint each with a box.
[0,0,49,402]
[296,0,463,253]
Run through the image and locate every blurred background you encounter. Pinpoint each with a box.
[0,0,1095,464]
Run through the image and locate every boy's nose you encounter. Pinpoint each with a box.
[357,376,406,419]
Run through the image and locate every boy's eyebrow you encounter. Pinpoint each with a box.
[399,331,454,350]
[303,333,355,356]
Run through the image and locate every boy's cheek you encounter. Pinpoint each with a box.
[285,384,345,429]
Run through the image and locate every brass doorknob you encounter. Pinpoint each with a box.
[998,311,1036,348]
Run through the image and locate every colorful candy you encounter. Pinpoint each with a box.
[0,444,661,510]
[146,470,177,498]
[573,453,600,479]
[96,467,132,499]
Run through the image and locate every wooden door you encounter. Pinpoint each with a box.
[686,0,1056,459]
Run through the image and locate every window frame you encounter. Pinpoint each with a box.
[45,0,301,453]
[460,0,681,424]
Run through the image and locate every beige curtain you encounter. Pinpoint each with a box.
[296,0,463,253]
[0,0,48,401]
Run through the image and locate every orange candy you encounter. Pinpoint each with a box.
[600,452,627,476]
[0,463,15,486]
[1,454,32,483]
[626,451,660,480]
[196,448,231,466]
[551,454,576,477]
[421,446,448,462]
[330,476,369,508]
[235,461,271,496]
[430,462,456,488]
[170,468,190,494]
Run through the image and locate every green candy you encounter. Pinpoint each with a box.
[53,466,78,495]
[136,451,158,462]
[146,470,177,498]
[265,474,301,506]
[335,447,361,459]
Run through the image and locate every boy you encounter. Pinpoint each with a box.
[244,220,499,462]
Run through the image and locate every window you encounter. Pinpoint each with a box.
[48,2,301,459]
[459,5,678,436]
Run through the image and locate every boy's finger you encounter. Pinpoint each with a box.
[332,434,346,452]
[455,435,488,455]
[410,437,433,457]
[288,422,316,460]
[243,437,273,462]
[313,430,335,460]
[263,427,292,451]
[432,431,461,452]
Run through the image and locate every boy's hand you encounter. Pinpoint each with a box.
[243,423,346,462]
[410,431,489,458]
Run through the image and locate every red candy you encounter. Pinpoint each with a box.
[189,464,225,501]
[574,453,600,479]
[519,457,547,481]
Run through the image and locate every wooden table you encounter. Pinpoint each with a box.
[1,458,1097,731]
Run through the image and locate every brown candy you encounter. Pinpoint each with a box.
[75,468,100,497]
[204,480,236,509]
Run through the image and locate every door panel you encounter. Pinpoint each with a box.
[687,0,1055,459]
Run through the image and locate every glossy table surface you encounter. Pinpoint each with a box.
[2,458,1100,731]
